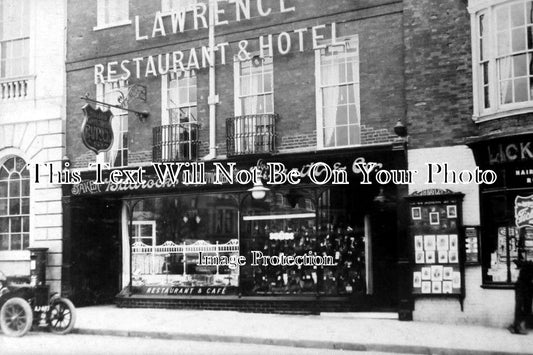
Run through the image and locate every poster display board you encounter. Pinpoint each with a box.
[407,189,465,309]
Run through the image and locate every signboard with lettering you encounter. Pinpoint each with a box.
[515,195,533,228]
[135,286,236,296]
[81,103,114,153]
[464,226,480,265]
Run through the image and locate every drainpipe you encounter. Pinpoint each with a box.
[203,0,218,160]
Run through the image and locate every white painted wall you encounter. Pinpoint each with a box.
[409,146,514,327]
[0,0,66,294]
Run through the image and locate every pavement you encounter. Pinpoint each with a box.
[72,305,533,355]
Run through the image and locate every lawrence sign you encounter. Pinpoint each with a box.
[81,104,114,153]
[515,195,533,228]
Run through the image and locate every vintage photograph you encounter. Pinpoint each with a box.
[1,0,533,353]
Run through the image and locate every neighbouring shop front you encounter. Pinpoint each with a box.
[469,134,533,288]
[62,145,410,313]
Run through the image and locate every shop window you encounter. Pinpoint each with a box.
[0,0,30,78]
[96,80,129,167]
[96,0,130,29]
[156,71,198,161]
[470,0,533,119]
[315,36,360,148]
[129,194,239,289]
[0,156,30,251]
[486,226,521,283]
[240,188,369,296]
[161,0,197,12]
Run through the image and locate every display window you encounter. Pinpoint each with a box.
[240,187,369,296]
[482,191,533,284]
[129,194,240,289]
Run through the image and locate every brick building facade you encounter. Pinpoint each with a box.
[61,0,525,327]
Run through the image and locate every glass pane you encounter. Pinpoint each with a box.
[514,53,528,76]
[323,107,336,127]
[0,181,7,196]
[348,104,358,124]
[349,125,361,145]
[347,85,356,104]
[0,167,8,181]
[11,234,21,250]
[498,32,511,56]
[22,216,29,232]
[512,27,526,52]
[515,77,528,101]
[189,85,196,103]
[337,86,348,105]
[21,198,29,214]
[336,126,348,146]
[0,235,8,250]
[22,234,29,249]
[338,62,346,83]
[140,224,152,237]
[10,217,21,233]
[264,94,273,113]
[484,86,491,108]
[528,2,533,24]
[264,73,272,92]
[528,26,533,49]
[496,6,509,31]
[499,58,513,79]
[9,178,20,197]
[240,77,250,96]
[501,80,514,103]
[483,62,490,85]
[479,14,485,37]
[3,158,14,172]
[9,198,19,215]
[324,127,335,147]
[511,3,525,27]
[21,180,29,196]
[0,199,6,215]
[0,218,7,233]
[322,87,337,106]
[336,105,348,125]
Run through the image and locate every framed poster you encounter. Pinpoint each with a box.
[413,272,422,288]
[414,235,424,250]
[412,207,422,220]
[429,212,440,225]
[421,267,431,280]
[437,235,449,251]
[446,205,457,218]
[415,251,425,264]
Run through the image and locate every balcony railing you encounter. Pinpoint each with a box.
[226,114,277,157]
[153,122,200,162]
[0,75,35,101]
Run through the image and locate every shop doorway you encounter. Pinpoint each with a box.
[69,198,122,306]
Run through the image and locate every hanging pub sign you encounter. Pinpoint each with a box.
[81,103,114,153]
[515,195,533,228]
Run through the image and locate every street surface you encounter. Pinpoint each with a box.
[0,333,414,355]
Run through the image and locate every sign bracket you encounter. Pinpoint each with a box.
[81,93,149,122]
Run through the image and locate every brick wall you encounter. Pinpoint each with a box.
[403,0,477,148]
[66,0,405,166]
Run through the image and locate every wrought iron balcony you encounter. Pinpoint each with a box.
[226,114,277,157]
[153,122,199,162]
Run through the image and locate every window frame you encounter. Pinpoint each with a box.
[0,156,30,252]
[94,0,131,31]
[96,79,129,168]
[470,0,533,121]
[315,35,361,150]
[0,0,31,79]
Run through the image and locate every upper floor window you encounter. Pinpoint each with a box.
[0,0,30,78]
[472,0,533,119]
[235,56,274,116]
[97,80,129,167]
[229,56,276,156]
[156,71,199,161]
[162,0,197,12]
[316,36,360,149]
[0,156,29,251]
[96,0,129,29]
